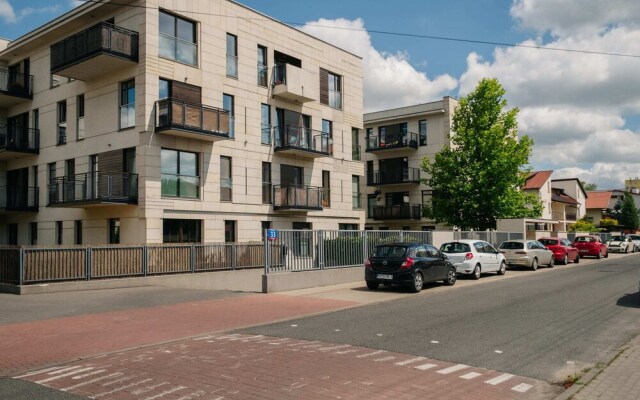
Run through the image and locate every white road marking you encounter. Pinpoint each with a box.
[61,373,122,392]
[35,367,95,384]
[460,372,482,380]
[414,363,438,371]
[193,335,217,341]
[72,369,107,380]
[132,382,171,395]
[143,386,187,399]
[485,373,515,385]
[14,366,68,378]
[290,324,298,327]
[395,357,426,366]
[176,390,207,400]
[48,366,85,375]
[437,364,469,375]
[376,333,383,336]
[495,350,503,354]
[512,383,533,393]
[356,350,385,358]
[335,349,360,355]
[90,379,153,398]
[431,340,439,344]
[318,345,351,352]
[374,356,396,362]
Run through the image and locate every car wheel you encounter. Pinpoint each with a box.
[410,272,424,293]
[562,254,569,265]
[531,258,538,271]
[497,261,506,276]
[575,254,580,263]
[472,264,481,280]
[548,257,555,268]
[366,281,379,290]
[444,268,457,286]
[597,251,602,259]
[604,250,609,258]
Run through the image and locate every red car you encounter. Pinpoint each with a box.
[572,235,608,259]
[539,237,580,264]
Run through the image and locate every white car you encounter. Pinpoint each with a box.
[628,235,640,252]
[607,235,635,253]
[440,239,506,280]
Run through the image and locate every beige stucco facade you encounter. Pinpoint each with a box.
[0,0,364,245]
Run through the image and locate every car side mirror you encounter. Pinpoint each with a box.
[441,252,448,259]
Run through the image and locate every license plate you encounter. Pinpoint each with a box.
[377,274,393,280]
[579,249,588,252]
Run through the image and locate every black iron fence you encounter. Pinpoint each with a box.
[0,69,33,97]
[48,172,138,205]
[0,125,39,153]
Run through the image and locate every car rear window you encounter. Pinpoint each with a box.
[499,242,525,250]
[373,245,407,258]
[440,242,471,253]
[630,235,640,240]
[575,236,595,243]
[538,239,558,246]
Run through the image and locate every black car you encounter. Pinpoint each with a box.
[364,242,457,293]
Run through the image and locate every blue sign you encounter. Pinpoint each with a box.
[266,229,278,241]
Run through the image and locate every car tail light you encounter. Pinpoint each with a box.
[515,251,527,254]
[365,258,372,269]
[464,253,474,260]
[400,257,415,269]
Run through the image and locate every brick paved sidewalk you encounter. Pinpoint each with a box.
[571,333,640,400]
[0,294,357,377]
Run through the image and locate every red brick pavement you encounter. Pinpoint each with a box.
[0,294,357,377]
[15,333,561,400]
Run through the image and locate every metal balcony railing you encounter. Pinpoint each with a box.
[0,125,39,154]
[366,132,419,151]
[372,204,422,220]
[50,22,139,73]
[274,125,333,155]
[155,98,231,138]
[272,64,287,86]
[0,186,39,211]
[48,172,138,206]
[273,184,324,210]
[367,167,421,186]
[328,89,342,109]
[0,68,33,98]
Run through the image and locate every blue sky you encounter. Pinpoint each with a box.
[1,0,639,189]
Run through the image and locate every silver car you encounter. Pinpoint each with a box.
[499,240,555,270]
[627,235,640,252]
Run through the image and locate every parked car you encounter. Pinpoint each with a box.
[439,240,506,280]
[364,243,457,293]
[538,237,580,265]
[607,235,636,253]
[498,240,555,270]
[629,235,640,252]
[573,235,608,259]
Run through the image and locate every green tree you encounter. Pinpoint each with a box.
[421,78,542,230]
[569,218,599,232]
[598,217,618,229]
[581,181,598,191]
[618,192,640,231]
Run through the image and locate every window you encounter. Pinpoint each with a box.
[74,220,82,245]
[422,190,433,209]
[57,101,66,145]
[159,11,197,66]
[320,68,342,109]
[163,219,201,243]
[30,222,37,245]
[159,78,170,99]
[109,219,120,244]
[161,149,199,198]
[33,109,39,131]
[261,221,271,241]
[322,119,332,136]
[352,128,361,161]
[352,176,362,209]
[56,221,63,245]
[226,33,238,78]
[77,94,85,139]
[257,45,267,86]
[261,104,271,144]
[220,156,232,202]
[223,93,234,138]
[8,224,17,245]
[65,159,75,201]
[339,224,359,230]
[419,119,427,146]
[321,170,330,208]
[224,220,236,243]
[120,79,135,129]
[367,194,377,219]
[262,162,272,204]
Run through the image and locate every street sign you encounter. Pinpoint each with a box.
[266,229,278,241]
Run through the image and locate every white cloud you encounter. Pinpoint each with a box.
[0,0,16,23]
[69,0,85,8]
[300,18,457,112]
[553,163,640,190]
[18,5,60,20]
[0,1,60,23]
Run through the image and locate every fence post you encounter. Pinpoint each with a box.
[362,231,368,262]
[263,229,270,274]
[143,246,148,276]
[18,247,24,286]
[317,230,324,270]
[190,244,195,273]
[232,243,237,271]
[399,230,404,242]
[86,247,92,281]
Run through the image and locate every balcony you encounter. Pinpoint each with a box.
[0,186,38,212]
[0,69,33,107]
[0,126,39,160]
[272,64,318,103]
[50,22,139,81]
[373,204,422,221]
[273,185,323,211]
[553,211,577,221]
[366,132,418,153]
[49,172,138,207]
[274,126,332,158]
[155,99,231,142]
[367,167,421,186]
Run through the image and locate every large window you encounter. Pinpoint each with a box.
[322,170,330,208]
[161,149,199,198]
[224,220,236,243]
[223,93,234,138]
[30,222,37,245]
[120,79,135,129]
[262,162,272,204]
[352,128,361,161]
[367,194,377,219]
[352,176,362,209]
[220,156,232,202]
[226,33,238,78]
[257,45,267,86]
[109,218,120,244]
[261,103,271,144]
[419,119,427,146]
[57,100,67,145]
[77,94,85,139]
[163,219,201,243]
[159,11,197,66]
[320,68,342,109]
[74,220,82,245]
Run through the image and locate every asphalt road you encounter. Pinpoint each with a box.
[241,254,640,383]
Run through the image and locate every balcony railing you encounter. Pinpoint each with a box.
[273,184,323,211]
[329,89,342,109]
[51,22,139,77]
[0,68,33,99]
[155,98,231,141]
[0,125,39,155]
[274,125,332,157]
[373,204,422,220]
[48,172,138,206]
[552,212,578,221]
[566,213,577,221]
[0,186,39,211]
[352,144,361,161]
[367,167,421,186]
[366,132,419,152]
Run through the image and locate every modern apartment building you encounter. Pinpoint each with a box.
[0,0,364,245]
[361,97,457,231]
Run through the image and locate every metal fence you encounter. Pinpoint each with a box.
[453,231,524,247]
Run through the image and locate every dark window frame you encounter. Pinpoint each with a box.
[161,148,200,199]
[159,10,198,66]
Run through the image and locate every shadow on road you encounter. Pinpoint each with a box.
[616,292,640,308]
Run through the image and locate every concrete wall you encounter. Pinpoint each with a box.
[262,266,363,293]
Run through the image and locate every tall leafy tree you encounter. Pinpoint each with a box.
[618,192,640,231]
[421,78,542,230]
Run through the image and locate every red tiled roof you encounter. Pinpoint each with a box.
[523,170,553,190]
[552,192,578,205]
[586,191,612,209]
